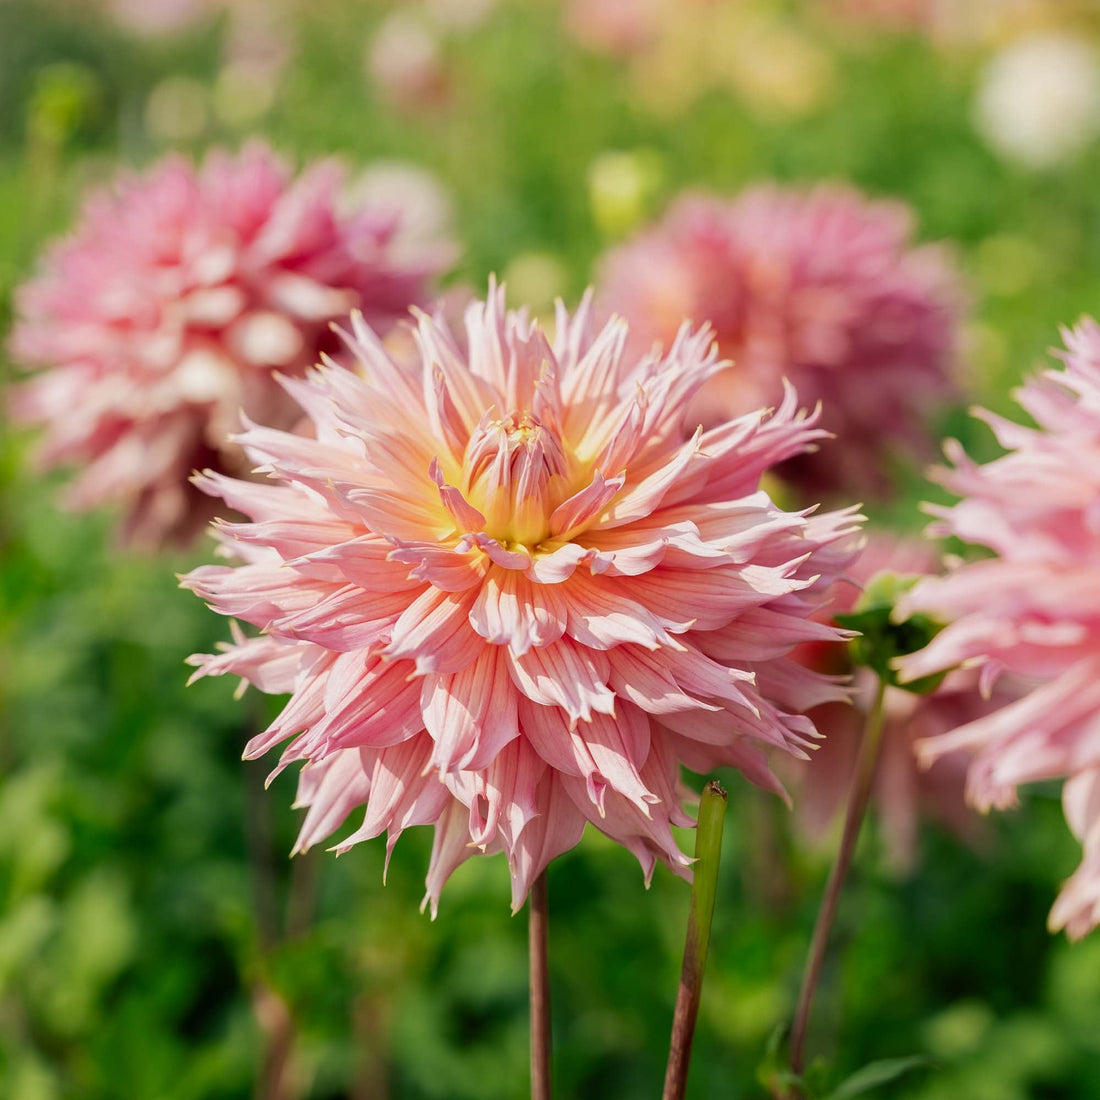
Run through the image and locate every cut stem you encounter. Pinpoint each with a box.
[788,680,888,1079]
[663,780,729,1100]
[529,870,552,1100]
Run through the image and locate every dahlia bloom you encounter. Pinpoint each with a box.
[788,534,991,872]
[183,284,862,913]
[596,186,962,498]
[897,318,1100,937]
[9,143,455,546]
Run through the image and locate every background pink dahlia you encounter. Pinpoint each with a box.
[8,142,456,546]
[595,185,963,499]
[184,283,863,913]
[897,317,1100,937]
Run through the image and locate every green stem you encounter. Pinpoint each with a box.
[662,780,729,1100]
[529,870,552,1100]
[788,680,888,1082]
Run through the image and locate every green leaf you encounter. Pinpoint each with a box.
[756,1024,795,1094]
[764,1022,788,1063]
[825,1055,934,1099]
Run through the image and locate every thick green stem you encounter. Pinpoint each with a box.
[788,680,888,1081]
[663,780,729,1100]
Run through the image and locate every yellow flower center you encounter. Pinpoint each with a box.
[465,411,570,547]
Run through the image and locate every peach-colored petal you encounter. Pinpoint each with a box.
[422,647,520,773]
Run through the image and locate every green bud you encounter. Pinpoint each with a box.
[835,571,946,695]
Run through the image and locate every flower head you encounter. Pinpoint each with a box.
[596,186,962,498]
[183,283,862,913]
[9,143,455,546]
[897,318,1100,937]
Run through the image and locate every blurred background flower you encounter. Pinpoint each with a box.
[596,185,963,500]
[366,9,450,114]
[973,33,1100,169]
[8,143,456,545]
[899,318,1100,940]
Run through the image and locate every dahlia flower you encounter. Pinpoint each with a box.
[9,143,455,546]
[897,318,1100,937]
[596,186,962,498]
[788,534,991,872]
[183,283,862,913]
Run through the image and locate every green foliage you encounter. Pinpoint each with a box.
[1,2,1100,1098]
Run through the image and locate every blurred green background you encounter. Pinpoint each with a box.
[4,1,1100,1097]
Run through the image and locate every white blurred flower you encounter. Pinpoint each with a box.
[974,33,1100,169]
[366,10,448,111]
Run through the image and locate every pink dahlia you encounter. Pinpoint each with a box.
[183,283,862,913]
[9,142,455,546]
[896,318,1100,937]
[788,534,992,872]
[596,186,962,498]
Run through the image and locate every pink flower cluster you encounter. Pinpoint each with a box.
[898,319,1100,937]
[9,143,455,546]
[184,284,862,913]
[597,186,962,498]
